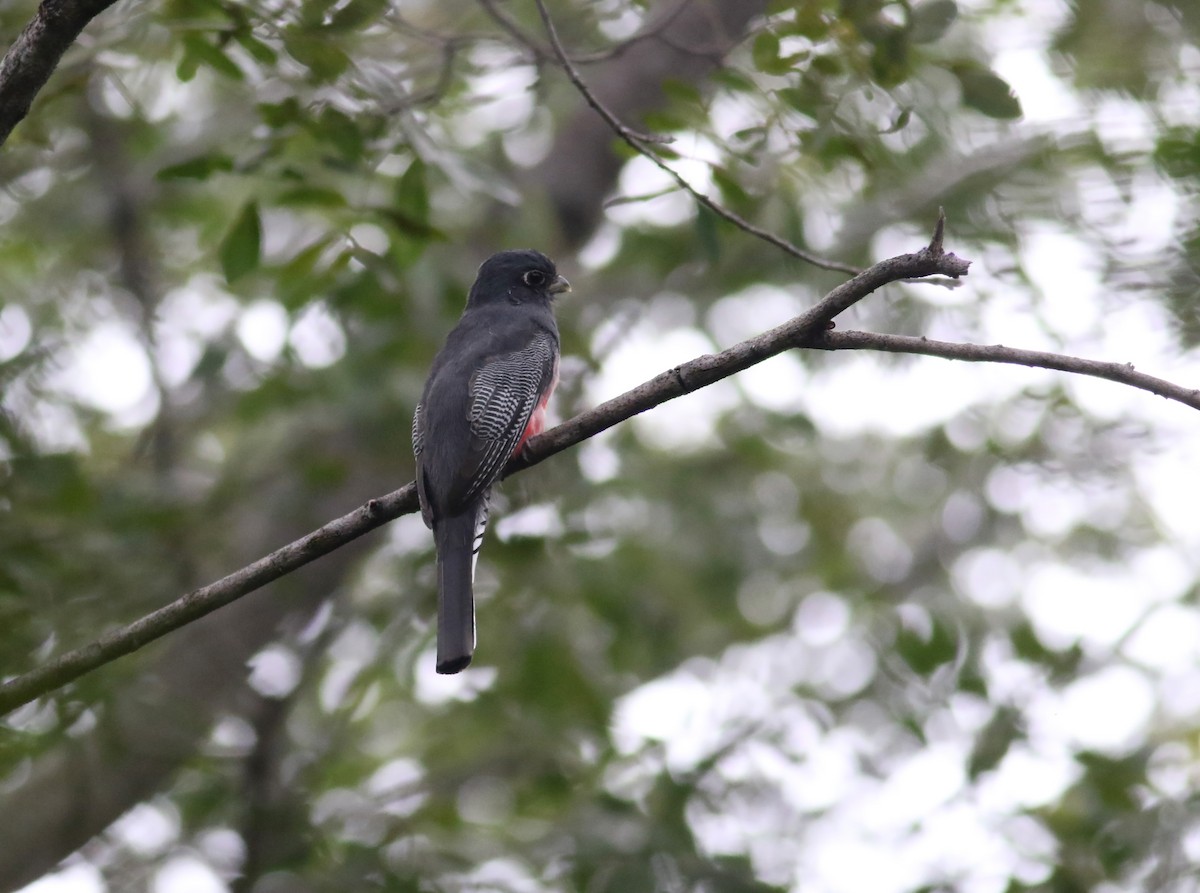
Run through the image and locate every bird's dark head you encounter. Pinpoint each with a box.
[466,249,571,309]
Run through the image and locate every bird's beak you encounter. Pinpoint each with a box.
[549,274,571,295]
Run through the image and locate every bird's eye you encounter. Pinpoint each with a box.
[523,270,547,287]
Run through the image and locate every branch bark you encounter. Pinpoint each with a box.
[815,330,1200,410]
[0,0,119,148]
[0,226,970,716]
[0,425,379,891]
[0,487,407,716]
[3,219,1198,719]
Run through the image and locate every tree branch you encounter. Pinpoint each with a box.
[529,0,859,274]
[0,435,372,890]
[0,488,411,716]
[0,225,967,716]
[476,0,693,66]
[6,218,1198,715]
[814,330,1200,411]
[512,220,968,467]
[0,0,119,148]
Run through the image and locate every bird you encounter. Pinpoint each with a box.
[412,249,570,674]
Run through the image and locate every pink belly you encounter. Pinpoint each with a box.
[515,397,548,454]
[514,361,559,454]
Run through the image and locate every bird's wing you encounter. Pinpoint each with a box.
[412,402,425,458]
[412,402,436,528]
[456,330,558,508]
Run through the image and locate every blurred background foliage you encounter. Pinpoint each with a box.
[1,0,1199,890]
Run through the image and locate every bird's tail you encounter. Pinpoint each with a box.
[434,497,489,674]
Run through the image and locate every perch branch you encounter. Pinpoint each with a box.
[9,222,1200,714]
[0,224,966,716]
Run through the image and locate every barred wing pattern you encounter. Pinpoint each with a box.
[411,403,425,459]
[461,330,557,508]
[412,402,435,528]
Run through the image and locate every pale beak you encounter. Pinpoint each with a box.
[549,274,571,295]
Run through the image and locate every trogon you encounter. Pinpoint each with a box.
[412,249,569,674]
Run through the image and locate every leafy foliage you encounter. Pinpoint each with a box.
[0,0,1198,892]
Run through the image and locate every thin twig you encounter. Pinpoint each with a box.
[531,0,671,144]
[475,0,691,66]
[814,330,1200,411]
[531,0,860,275]
[476,0,540,57]
[0,226,967,716]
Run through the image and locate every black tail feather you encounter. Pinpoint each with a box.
[435,509,478,674]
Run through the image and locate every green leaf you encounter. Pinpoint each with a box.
[1010,620,1082,680]
[330,268,388,313]
[694,205,720,264]
[383,163,439,268]
[1154,127,1200,179]
[156,153,234,181]
[233,29,278,65]
[869,26,910,86]
[278,236,335,309]
[710,165,751,206]
[259,98,304,129]
[751,30,807,76]
[1076,750,1150,812]
[176,48,199,82]
[810,52,843,76]
[777,82,822,116]
[910,0,958,44]
[220,201,262,283]
[395,158,430,222]
[752,31,782,74]
[371,207,445,241]
[784,4,829,39]
[315,107,364,162]
[283,31,351,81]
[328,0,388,31]
[709,68,756,94]
[895,618,958,674]
[951,63,1022,119]
[298,0,341,27]
[730,125,767,151]
[881,107,912,134]
[276,185,347,208]
[180,34,245,81]
[967,706,1023,779]
[661,78,703,107]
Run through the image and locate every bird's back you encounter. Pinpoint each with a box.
[416,300,559,519]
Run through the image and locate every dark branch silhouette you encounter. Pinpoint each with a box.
[0,0,120,148]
